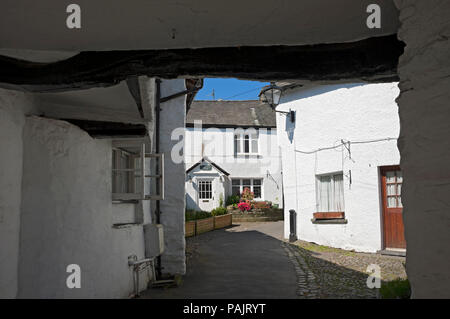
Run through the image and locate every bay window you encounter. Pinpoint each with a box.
[231,178,262,199]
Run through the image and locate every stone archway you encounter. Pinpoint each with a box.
[0,0,449,298]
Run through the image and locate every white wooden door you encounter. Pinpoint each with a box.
[197,179,214,212]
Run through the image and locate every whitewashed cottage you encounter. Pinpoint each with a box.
[184,100,283,211]
[276,82,405,255]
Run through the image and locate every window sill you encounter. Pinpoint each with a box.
[235,154,262,158]
[112,223,142,229]
[311,218,348,224]
[313,212,345,219]
[112,199,139,204]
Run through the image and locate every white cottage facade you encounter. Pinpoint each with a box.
[184,100,283,212]
[277,82,404,253]
[0,78,198,298]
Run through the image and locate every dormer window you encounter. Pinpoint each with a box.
[234,129,259,156]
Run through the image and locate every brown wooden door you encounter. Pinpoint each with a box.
[381,166,406,249]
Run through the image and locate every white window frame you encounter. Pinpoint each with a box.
[315,172,345,212]
[198,179,213,200]
[112,139,164,201]
[231,178,263,199]
[234,128,259,156]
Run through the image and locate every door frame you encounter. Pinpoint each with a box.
[196,177,215,211]
[379,165,406,250]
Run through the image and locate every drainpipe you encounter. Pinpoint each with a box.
[155,79,162,278]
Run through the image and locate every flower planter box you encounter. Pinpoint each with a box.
[185,220,196,237]
[214,213,232,230]
[196,217,214,235]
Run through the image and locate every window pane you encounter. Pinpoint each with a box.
[318,175,331,212]
[234,135,240,154]
[387,196,397,208]
[243,179,251,188]
[387,184,396,196]
[199,181,212,199]
[253,186,261,198]
[232,186,240,196]
[386,171,395,183]
[232,179,240,186]
[244,135,249,153]
[396,170,402,182]
[251,139,258,153]
[253,179,261,186]
[333,174,344,211]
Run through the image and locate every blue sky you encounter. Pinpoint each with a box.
[195,78,269,101]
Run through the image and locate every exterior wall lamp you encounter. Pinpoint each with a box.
[261,82,295,123]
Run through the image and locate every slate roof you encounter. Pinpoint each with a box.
[186,157,230,176]
[186,100,276,128]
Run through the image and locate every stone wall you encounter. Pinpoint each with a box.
[18,116,149,298]
[0,89,37,298]
[394,0,450,298]
[159,79,187,275]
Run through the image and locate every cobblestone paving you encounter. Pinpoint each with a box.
[166,222,407,299]
[283,240,407,299]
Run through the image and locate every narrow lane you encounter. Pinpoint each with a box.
[143,221,298,299]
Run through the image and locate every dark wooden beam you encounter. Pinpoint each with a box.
[0,35,403,92]
[63,119,147,139]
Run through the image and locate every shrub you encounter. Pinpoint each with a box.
[226,195,240,206]
[380,279,411,299]
[185,209,197,221]
[185,209,212,221]
[237,202,251,212]
[241,188,254,202]
[195,211,212,220]
[219,193,224,207]
[211,206,227,216]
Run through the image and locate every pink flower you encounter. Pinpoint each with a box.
[237,202,251,212]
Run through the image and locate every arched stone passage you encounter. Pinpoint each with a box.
[0,0,449,298]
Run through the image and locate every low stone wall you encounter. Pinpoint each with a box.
[185,214,233,237]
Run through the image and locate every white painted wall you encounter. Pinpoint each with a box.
[277,83,400,253]
[18,116,150,298]
[158,79,187,275]
[0,78,188,297]
[0,1,398,53]
[394,0,450,298]
[185,126,283,209]
[0,89,37,298]
[185,163,226,211]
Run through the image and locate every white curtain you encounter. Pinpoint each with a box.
[318,173,345,212]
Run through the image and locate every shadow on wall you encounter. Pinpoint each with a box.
[186,192,200,211]
[283,83,365,144]
[285,110,296,144]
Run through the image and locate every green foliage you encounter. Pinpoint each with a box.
[185,209,212,221]
[211,206,227,216]
[195,210,212,220]
[241,187,254,202]
[219,193,224,207]
[226,195,240,206]
[380,278,411,299]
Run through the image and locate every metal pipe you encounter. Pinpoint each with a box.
[155,79,162,278]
